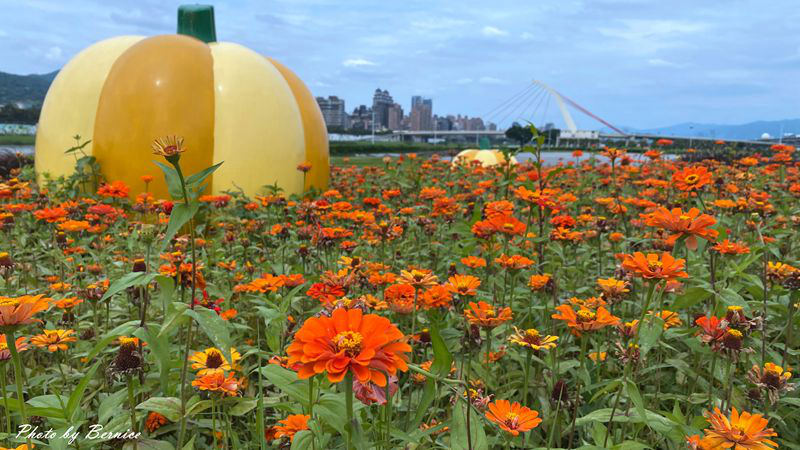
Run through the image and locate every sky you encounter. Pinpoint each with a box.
[1,0,799,129]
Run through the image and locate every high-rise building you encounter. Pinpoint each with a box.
[315,96,348,129]
[349,105,373,131]
[372,88,394,130]
[387,103,404,130]
[410,96,433,131]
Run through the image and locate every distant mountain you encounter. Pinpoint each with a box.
[0,70,58,107]
[614,119,800,141]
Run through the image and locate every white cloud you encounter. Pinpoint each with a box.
[479,76,504,85]
[647,58,680,67]
[597,19,708,53]
[481,26,508,37]
[455,77,473,85]
[520,31,535,40]
[44,46,62,61]
[342,58,377,68]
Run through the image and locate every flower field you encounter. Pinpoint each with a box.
[0,137,799,449]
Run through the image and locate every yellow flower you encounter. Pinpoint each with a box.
[30,329,77,352]
[508,327,557,351]
[189,347,241,375]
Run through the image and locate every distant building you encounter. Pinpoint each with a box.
[387,103,404,130]
[372,88,394,130]
[349,105,373,131]
[315,96,348,129]
[410,96,433,131]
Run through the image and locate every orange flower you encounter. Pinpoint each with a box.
[0,295,52,331]
[485,399,542,436]
[54,297,83,310]
[712,239,750,255]
[30,329,76,352]
[97,181,129,198]
[145,411,169,432]
[234,274,285,294]
[33,207,67,223]
[494,254,534,270]
[286,308,411,385]
[620,252,688,281]
[460,256,487,268]
[445,274,481,296]
[57,220,91,232]
[191,371,240,396]
[644,207,718,250]
[700,407,778,449]
[672,166,712,191]
[464,301,512,328]
[528,274,552,291]
[272,414,310,442]
[421,285,452,309]
[552,304,620,336]
[647,310,682,329]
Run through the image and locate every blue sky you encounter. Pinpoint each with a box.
[2,0,798,129]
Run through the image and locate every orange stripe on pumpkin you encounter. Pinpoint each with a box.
[93,34,215,200]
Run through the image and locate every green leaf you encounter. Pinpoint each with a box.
[450,400,487,450]
[260,364,309,404]
[430,322,453,378]
[671,287,712,310]
[124,439,174,450]
[98,389,128,425]
[185,162,223,190]
[639,317,664,357]
[66,361,101,421]
[101,272,159,302]
[227,397,258,416]
[136,397,182,422]
[154,160,184,200]
[290,430,314,450]
[626,380,648,430]
[161,201,200,252]
[185,307,232,364]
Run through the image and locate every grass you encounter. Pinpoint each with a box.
[0,134,35,145]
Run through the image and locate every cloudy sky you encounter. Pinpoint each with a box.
[2,0,798,129]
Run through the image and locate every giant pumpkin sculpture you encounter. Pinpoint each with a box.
[35,5,328,199]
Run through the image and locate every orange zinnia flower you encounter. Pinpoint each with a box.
[700,407,778,449]
[30,329,76,352]
[272,414,310,442]
[0,295,52,332]
[460,256,487,268]
[145,412,169,432]
[552,304,620,336]
[464,301,512,328]
[712,239,750,255]
[644,207,718,250]
[485,399,542,436]
[445,274,481,296]
[286,308,410,385]
[620,252,688,281]
[191,371,240,396]
[528,274,552,291]
[672,166,712,191]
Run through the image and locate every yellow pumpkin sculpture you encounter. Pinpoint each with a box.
[35,5,328,199]
[452,149,518,167]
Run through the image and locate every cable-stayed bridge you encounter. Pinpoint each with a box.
[394,81,772,147]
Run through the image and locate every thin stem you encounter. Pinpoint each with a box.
[6,330,31,448]
[345,372,354,450]
[1,364,9,434]
[127,375,138,450]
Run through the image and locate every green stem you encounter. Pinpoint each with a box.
[345,372,354,450]
[6,330,31,448]
[127,375,138,450]
[1,364,9,434]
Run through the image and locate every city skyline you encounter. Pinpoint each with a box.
[1,1,798,129]
[316,89,497,132]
